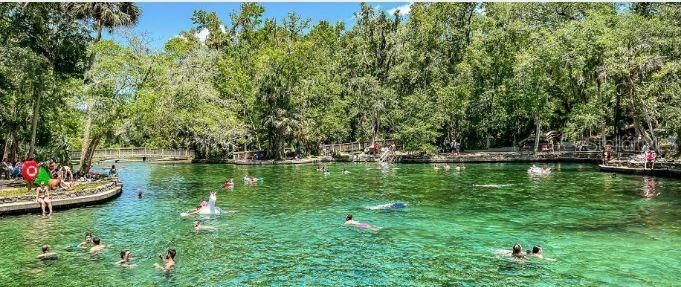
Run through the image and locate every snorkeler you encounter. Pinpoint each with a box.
[117,250,134,266]
[367,202,408,210]
[77,232,94,248]
[37,245,59,260]
[89,237,111,253]
[154,249,176,272]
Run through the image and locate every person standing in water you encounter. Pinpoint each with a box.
[154,249,176,272]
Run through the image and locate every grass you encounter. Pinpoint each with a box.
[0,182,110,199]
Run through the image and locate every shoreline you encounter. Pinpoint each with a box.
[192,152,680,179]
[0,181,123,216]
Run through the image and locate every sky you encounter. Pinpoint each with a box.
[107,2,411,50]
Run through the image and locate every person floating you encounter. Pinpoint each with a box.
[193,221,217,232]
[367,202,408,210]
[345,214,381,231]
[37,245,59,261]
[35,182,52,217]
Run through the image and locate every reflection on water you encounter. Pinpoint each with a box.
[0,163,679,286]
[642,176,659,199]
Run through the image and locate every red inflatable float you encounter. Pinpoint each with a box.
[21,160,39,181]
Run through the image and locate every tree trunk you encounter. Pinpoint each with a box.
[79,135,101,176]
[2,130,12,162]
[79,102,93,173]
[534,116,541,153]
[27,94,41,159]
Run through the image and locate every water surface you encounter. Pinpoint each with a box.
[1,162,679,286]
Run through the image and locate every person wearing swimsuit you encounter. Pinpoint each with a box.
[35,182,52,216]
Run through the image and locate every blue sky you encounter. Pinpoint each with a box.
[109,2,410,50]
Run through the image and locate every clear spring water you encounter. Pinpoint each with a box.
[1,162,680,286]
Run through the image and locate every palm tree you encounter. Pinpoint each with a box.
[62,2,141,175]
[64,2,141,42]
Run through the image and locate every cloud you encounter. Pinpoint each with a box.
[387,3,412,16]
[196,28,210,43]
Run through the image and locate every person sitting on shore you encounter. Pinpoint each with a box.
[37,245,59,261]
[35,182,52,217]
[90,238,111,253]
[154,249,176,272]
[645,149,657,169]
[109,165,117,177]
[77,232,94,248]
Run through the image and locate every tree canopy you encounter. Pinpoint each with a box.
[1,2,680,163]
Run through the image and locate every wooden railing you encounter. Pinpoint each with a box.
[69,148,195,161]
[320,139,400,154]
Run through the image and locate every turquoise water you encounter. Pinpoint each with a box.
[1,162,680,286]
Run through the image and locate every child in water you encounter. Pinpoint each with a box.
[117,250,135,267]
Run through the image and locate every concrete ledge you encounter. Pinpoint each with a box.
[599,165,681,179]
[0,182,123,216]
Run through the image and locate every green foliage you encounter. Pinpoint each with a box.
[2,3,681,162]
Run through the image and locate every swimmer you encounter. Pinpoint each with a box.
[344,214,382,231]
[89,238,111,253]
[527,245,543,258]
[193,221,217,232]
[117,250,134,266]
[342,168,350,174]
[137,191,143,199]
[37,245,59,260]
[511,243,526,258]
[443,163,451,170]
[154,249,176,272]
[323,171,330,176]
[77,232,94,248]
[181,204,204,217]
[611,173,617,178]
[224,178,234,189]
[367,202,408,210]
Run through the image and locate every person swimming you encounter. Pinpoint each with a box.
[77,232,94,248]
[344,214,381,231]
[154,248,176,272]
[342,168,350,174]
[90,237,111,253]
[137,191,143,199]
[37,245,59,260]
[511,243,526,258]
[224,178,234,189]
[193,221,217,232]
[181,204,204,217]
[117,250,134,266]
[367,202,408,210]
[527,245,543,258]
